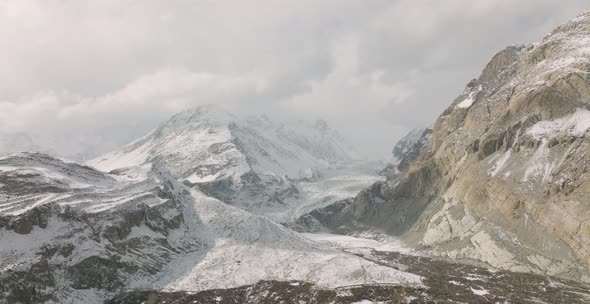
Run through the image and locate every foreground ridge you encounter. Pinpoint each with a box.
[300,10,590,282]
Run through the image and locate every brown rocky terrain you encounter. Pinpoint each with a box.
[315,10,590,283]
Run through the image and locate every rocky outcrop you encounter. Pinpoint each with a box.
[289,198,362,233]
[325,11,590,282]
[380,128,433,177]
[0,153,209,303]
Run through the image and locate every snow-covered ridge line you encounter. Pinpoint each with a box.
[88,104,355,180]
[0,152,164,215]
[0,152,423,303]
[85,104,361,213]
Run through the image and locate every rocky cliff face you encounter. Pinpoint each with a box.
[379,128,432,177]
[330,11,590,282]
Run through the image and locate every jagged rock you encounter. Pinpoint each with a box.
[0,153,209,302]
[379,128,432,177]
[319,10,590,282]
[290,198,361,233]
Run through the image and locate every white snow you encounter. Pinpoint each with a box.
[0,154,169,216]
[0,217,69,272]
[301,233,414,255]
[489,149,512,177]
[456,86,481,109]
[527,108,590,139]
[470,286,490,296]
[88,139,154,173]
[263,162,384,222]
[88,106,355,185]
[151,190,423,292]
[457,95,475,108]
[522,139,555,183]
[0,109,424,303]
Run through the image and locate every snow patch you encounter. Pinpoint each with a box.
[457,95,475,108]
[489,149,512,177]
[153,190,424,292]
[522,139,555,183]
[301,233,413,254]
[470,286,490,296]
[527,108,590,139]
[456,86,481,109]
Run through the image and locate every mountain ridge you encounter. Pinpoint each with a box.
[87,105,358,213]
[312,10,590,282]
[0,152,421,303]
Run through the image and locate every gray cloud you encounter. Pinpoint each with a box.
[0,0,589,159]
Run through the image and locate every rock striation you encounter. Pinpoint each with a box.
[315,11,590,282]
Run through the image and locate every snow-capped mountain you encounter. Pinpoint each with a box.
[8,10,590,304]
[5,154,587,304]
[0,152,421,303]
[88,105,356,213]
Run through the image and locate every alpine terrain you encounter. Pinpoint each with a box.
[3,10,590,304]
[87,105,370,220]
[310,10,590,285]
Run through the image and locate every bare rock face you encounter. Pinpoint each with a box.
[289,198,366,233]
[340,11,590,281]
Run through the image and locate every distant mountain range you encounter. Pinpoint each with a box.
[87,105,357,214]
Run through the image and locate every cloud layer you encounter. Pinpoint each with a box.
[1,1,589,159]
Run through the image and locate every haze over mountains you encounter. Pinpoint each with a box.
[299,10,590,282]
[4,8,590,304]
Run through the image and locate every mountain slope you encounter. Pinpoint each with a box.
[0,152,421,303]
[88,105,353,179]
[379,127,433,177]
[320,11,590,282]
[87,105,356,213]
[0,153,209,303]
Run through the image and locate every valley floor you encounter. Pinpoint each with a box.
[258,161,385,223]
[107,232,590,304]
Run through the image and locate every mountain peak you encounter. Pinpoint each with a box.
[165,104,238,128]
[89,106,355,190]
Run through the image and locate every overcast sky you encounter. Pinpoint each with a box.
[1,1,589,159]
